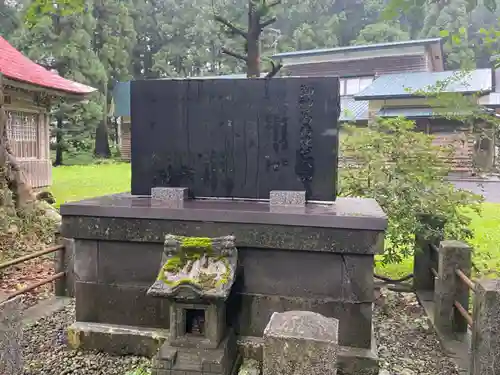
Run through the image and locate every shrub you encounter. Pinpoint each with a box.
[340,117,483,264]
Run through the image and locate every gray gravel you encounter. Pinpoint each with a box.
[22,290,460,375]
[22,301,150,375]
[374,288,460,375]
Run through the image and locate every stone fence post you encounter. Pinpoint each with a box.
[263,311,339,375]
[0,294,23,374]
[470,279,500,375]
[413,214,446,294]
[433,240,471,335]
[54,237,75,298]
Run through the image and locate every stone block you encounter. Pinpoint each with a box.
[152,187,189,201]
[269,191,306,206]
[74,239,98,283]
[62,216,385,255]
[98,241,163,284]
[239,248,373,302]
[55,238,76,297]
[434,241,471,334]
[74,282,170,328]
[0,295,23,375]
[470,278,500,375]
[236,293,372,348]
[263,311,339,375]
[67,321,168,356]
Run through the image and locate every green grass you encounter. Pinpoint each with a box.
[50,163,500,278]
[50,163,131,208]
[376,202,500,278]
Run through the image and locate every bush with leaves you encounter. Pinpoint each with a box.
[339,117,483,264]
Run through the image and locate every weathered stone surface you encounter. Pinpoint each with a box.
[434,241,471,334]
[74,239,98,283]
[235,293,372,348]
[239,248,374,302]
[0,295,23,375]
[74,282,170,328]
[55,238,75,297]
[263,311,339,375]
[98,241,163,284]
[152,187,189,202]
[470,278,500,375]
[67,321,167,356]
[269,190,306,206]
[238,358,261,375]
[62,216,384,255]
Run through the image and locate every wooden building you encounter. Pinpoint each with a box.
[0,36,95,188]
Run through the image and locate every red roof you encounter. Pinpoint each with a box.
[0,36,96,95]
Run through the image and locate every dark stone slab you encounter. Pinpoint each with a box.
[239,248,373,302]
[97,241,163,285]
[0,295,23,374]
[60,195,387,232]
[235,293,372,348]
[75,282,170,328]
[74,240,98,283]
[130,77,340,201]
[61,217,384,255]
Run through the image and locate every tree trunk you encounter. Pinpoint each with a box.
[246,3,261,77]
[94,119,111,158]
[53,115,64,166]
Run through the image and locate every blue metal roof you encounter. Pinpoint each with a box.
[111,74,269,117]
[355,69,493,100]
[273,38,442,59]
[379,106,497,118]
[339,97,369,122]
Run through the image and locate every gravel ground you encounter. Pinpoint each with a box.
[22,302,150,375]
[22,289,460,375]
[374,288,460,375]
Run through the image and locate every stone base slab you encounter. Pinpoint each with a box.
[67,322,379,375]
[152,330,237,375]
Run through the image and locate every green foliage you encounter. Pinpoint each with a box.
[352,21,409,45]
[340,117,483,264]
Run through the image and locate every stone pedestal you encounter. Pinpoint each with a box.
[61,194,386,375]
[263,311,339,375]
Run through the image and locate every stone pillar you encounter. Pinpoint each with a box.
[263,311,339,375]
[413,214,446,292]
[54,238,75,298]
[433,240,471,335]
[470,279,500,375]
[0,294,23,375]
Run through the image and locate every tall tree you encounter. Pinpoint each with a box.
[420,0,476,69]
[0,0,20,39]
[14,1,107,165]
[214,0,281,77]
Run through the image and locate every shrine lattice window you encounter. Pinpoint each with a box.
[6,111,39,158]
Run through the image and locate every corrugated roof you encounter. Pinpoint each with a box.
[378,106,497,118]
[355,69,493,100]
[339,97,368,122]
[0,36,95,95]
[273,38,442,59]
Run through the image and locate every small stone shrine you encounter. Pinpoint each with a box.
[60,76,387,375]
[148,234,238,375]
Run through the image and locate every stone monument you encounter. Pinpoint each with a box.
[61,76,387,375]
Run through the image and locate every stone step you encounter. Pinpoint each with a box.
[173,350,203,371]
